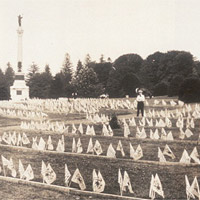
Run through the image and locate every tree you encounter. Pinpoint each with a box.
[0,68,9,100]
[72,67,103,97]
[99,54,105,63]
[26,62,39,82]
[49,73,64,98]
[106,54,143,97]
[4,63,15,99]
[75,60,83,76]
[92,62,112,90]
[5,62,15,86]
[84,54,95,68]
[179,77,200,103]
[141,51,195,92]
[168,75,184,97]
[153,82,169,96]
[60,53,73,97]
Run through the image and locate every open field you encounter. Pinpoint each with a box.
[0,97,199,199]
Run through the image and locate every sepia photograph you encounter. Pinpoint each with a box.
[0,0,200,199]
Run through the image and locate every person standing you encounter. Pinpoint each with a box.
[136,89,145,117]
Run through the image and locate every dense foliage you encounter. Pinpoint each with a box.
[1,50,200,102]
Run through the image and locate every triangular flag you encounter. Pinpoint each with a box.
[152,174,164,198]
[32,136,38,150]
[185,129,193,138]
[116,140,125,157]
[190,176,200,199]
[47,135,54,150]
[133,144,143,161]
[72,138,77,153]
[123,171,134,193]
[106,143,116,158]
[158,147,166,162]
[18,159,25,179]
[38,137,46,150]
[71,168,86,190]
[185,175,195,200]
[43,163,56,185]
[77,138,83,153]
[166,131,174,141]
[22,132,30,145]
[190,147,200,164]
[23,164,34,181]
[78,123,84,134]
[92,169,105,193]
[86,138,94,154]
[64,164,71,186]
[180,149,191,164]
[163,144,175,159]
[17,133,22,146]
[93,140,103,156]
[129,143,135,159]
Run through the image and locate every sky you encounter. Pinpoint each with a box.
[1,0,200,75]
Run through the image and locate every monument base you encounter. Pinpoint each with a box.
[10,72,29,101]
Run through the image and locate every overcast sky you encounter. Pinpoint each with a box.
[1,0,200,74]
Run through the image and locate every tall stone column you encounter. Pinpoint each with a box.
[10,15,29,101]
[17,27,23,72]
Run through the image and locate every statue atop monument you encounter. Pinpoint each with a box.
[18,15,23,27]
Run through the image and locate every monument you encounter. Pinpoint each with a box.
[10,15,29,101]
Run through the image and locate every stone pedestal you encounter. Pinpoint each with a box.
[10,72,29,101]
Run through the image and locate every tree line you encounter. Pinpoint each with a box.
[1,51,200,102]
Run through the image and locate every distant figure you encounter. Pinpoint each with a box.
[136,89,145,117]
[18,15,23,26]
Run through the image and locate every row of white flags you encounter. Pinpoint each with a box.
[125,116,195,129]
[1,130,200,164]
[1,155,200,199]
[0,107,47,120]
[158,145,200,164]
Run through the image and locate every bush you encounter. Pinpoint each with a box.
[178,77,200,103]
[153,82,169,96]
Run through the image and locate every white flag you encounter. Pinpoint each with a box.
[65,164,71,186]
[38,137,46,150]
[71,168,86,190]
[87,138,94,154]
[190,147,200,164]
[23,164,34,181]
[190,176,200,199]
[72,138,77,153]
[106,143,116,158]
[92,169,105,193]
[78,123,83,135]
[123,171,134,193]
[180,149,191,164]
[158,147,166,162]
[133,144,143,161]
[163,144,175,159]
[77,138,83,154]
[94,140,103,156]
[149,174,164,199]
[129,143,135,159]
[116,140,125,157]
[22,132,30,145]
[42,163,56,185]
[47,135,54,150]
[185,175,195,200]
[32,136,38,150]
[18,159,25,179]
